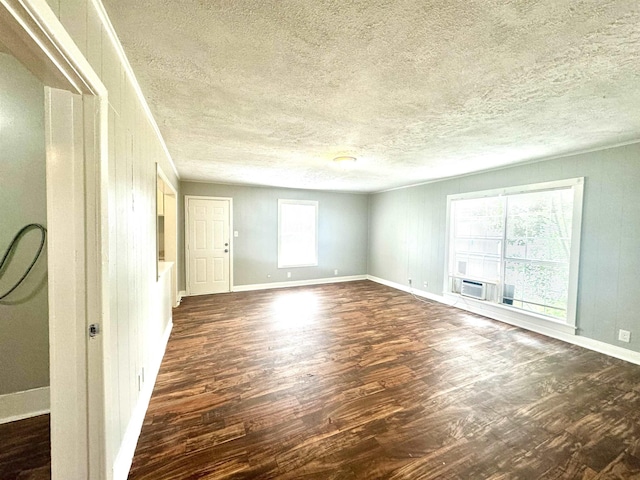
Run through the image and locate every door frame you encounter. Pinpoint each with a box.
[0,1,108,478]
[184,195,234,295]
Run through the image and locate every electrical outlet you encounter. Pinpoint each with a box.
[334,269,338,276]
[287,272,291,278]
[618,329,631,343]
[408,278,412,286]
[423,281,428,288]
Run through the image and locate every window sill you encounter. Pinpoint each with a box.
[443,292,577,336]
[449,274,499,285]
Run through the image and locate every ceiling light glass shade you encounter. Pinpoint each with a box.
[332,156,357,163]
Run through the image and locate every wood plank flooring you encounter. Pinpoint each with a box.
[0,414,50,480]
[128,280,640,479]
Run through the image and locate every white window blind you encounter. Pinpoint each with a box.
[278,200,318,268]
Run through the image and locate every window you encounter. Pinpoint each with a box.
[278,199,318,268]
[446,178,583,324]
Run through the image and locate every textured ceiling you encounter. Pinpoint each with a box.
[102,0,640,192]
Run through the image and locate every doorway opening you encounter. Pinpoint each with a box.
[0,3,109,478]
[0,49,51,479]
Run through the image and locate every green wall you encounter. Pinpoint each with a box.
[0,53,49,395]
[179,182,369,289]
[368,143,640,352]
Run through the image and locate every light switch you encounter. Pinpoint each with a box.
[234,231,239,237]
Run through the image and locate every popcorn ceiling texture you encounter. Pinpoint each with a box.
[102,0,640,192]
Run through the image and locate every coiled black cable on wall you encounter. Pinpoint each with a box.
[0,223,47,301]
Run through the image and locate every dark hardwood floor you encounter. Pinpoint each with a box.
[0,414,50,480]
[129,280,640,479]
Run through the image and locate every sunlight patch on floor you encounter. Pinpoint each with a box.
[270,291,319,329]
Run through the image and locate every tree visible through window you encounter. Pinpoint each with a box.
[503,189,573,318]
[278,200,318,268]
[448,179,583,323]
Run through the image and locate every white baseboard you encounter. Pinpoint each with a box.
[232,275,367,292]
[366,275,640,366]
[177,290,186,304]
[112,320,173,480]
[0,386,50,424]
[367,275,447,303]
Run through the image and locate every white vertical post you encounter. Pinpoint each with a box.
[45,87,89,480]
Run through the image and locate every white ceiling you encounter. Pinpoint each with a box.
[102,0,640,192]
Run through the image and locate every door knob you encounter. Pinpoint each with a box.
[225,243,229,246]
[224,249,229,253]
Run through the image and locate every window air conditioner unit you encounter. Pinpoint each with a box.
[460,279,486,300]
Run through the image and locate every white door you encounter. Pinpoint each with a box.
[186,197,231,295]
[46,88,95,479]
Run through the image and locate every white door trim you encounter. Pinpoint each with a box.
[0,1,108,479]
[185,195,234,295]
[157,165,179,306]
[45,86,89,480]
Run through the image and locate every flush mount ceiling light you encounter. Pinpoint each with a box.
[332,156,357,164]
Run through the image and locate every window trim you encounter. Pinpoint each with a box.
[277,199,319,268]
[443,177,584,329]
